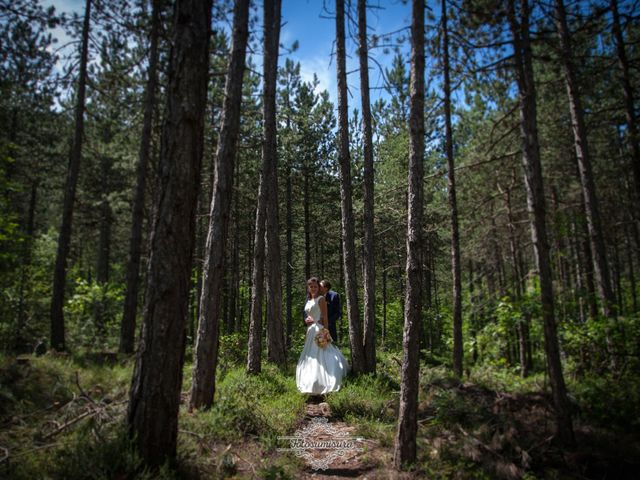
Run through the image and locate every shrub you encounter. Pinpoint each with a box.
[327,372,397,422]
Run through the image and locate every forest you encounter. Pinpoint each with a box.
[1,0,639,478]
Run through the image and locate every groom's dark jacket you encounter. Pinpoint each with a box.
[325,290,341,343]
[302,290,341,343]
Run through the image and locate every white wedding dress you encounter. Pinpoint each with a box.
[296,295,350,394]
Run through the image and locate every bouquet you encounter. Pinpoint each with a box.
[314,327,333,349]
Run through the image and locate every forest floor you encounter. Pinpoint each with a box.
[260,395,409,479]
[1,352,640,479]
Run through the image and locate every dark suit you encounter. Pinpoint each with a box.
[324,290,341,343]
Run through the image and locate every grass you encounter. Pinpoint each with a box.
[3,349,639,479]
[1,353,309,479]
[180,362,306,444]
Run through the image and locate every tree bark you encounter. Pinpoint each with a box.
[336,0,365,374]
[189,0,250,410]
[127,0,212,466]
[248,0,285,374]
[15,181,38,351]
[304,163,311,281]
[507,0,574,446]
[442,0,463,379]
[358,0,376,374]
[285,137,293,347]
[120,0,162,354]
[94,137,113,335]
[263,0,286,365]
[555,0,617,324]
[50,0,92,352]
[394,0,424,469]
[610,0,640,201]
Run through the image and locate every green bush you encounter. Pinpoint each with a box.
[570,372,640,433]
[182,364,306,444]
[326,372,397,422]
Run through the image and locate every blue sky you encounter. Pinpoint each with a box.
[280,0,413,106]
[44,0,416,110]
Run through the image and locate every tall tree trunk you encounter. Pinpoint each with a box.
[469,259,478,364]
[624,223,638,312]
[229,161,240,333]
[576,198,599,320]
[394,0,424,469]
[572,218,587,324]
[264,0,286,365]
[507,0,575,446]
[120,0,162,354]
[500,177,532,377]
[94,144,113,336]
[190,0,250,410]
[248,0,285,374]
[286,144,293,347]
[382,255,388,348]
[50,0,92,352]
[442,0,463,378]
[610,0,640,201]
[556,0,617,326]
[336,0,365,374]
[358,0,376,374]
[15,181,38,351]
[127,0,212,466]
[304,164,311,281]
[233,158,243,333]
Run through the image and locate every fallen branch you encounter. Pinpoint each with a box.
[236,451,258,476]
[41,408,94,440]
[39,398,128,441]
[75,371,99,408]
[178,428,206,442]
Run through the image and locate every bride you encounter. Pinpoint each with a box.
[296,277,350,395]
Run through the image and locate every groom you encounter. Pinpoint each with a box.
[320,280,341,344]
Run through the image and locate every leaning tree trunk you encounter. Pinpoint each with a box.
[358,0,376,374]
[394,0,425,469]
[507,0,575,446]
[247,0,286,373]
[610,0,640,202]
[555,0,616,319]
[441,0,463,379]
[50,0,92,352]
[189,0,250,410]
[263,0,286,365]
[336,0,365,374]
[120,0,162,354]
[127,0,212,467]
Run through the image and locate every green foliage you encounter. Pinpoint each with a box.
[181,364,305,445]
[217,332,248,370]
[377,299,405,350]
[48,422,151,480]
[0,152,23,271]
[64,277,125,351]
[569,371,640,433]
[258,463,292,480]
[326,372,397,422]
[0,353,135,479]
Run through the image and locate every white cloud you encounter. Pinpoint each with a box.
[297,54,336,104]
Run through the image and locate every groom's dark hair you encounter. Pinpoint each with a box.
[320,279,331,291]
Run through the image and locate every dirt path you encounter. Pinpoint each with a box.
[291,396,411,479]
